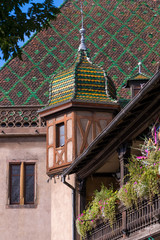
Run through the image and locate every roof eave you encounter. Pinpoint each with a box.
[38,100,120,119]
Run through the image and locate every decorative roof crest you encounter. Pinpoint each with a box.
[78,0,87,51]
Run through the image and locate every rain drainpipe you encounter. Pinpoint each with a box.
[62,176,76,240]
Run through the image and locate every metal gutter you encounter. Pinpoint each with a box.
[62,176,76,240]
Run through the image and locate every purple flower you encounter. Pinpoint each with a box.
[134,181,137,185]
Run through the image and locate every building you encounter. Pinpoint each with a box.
[0,0,159,239]
[62,67,160,240]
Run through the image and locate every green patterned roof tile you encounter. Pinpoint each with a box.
[0,0,159,106]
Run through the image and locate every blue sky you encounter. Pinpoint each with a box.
[0,0,65,68]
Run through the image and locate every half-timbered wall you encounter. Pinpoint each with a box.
[47,112,75,173]
[76,111,113,156]
[46,110,114,173]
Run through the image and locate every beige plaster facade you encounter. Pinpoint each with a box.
[0,136,51,240]
[42,106,116,240]
[51,174,75,240]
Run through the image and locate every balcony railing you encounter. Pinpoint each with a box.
[85,196,160,240]
[127,196,160,234]
[0,106,46,128]
[85,213,123,240]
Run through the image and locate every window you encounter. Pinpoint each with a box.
[132,85,141,97]
[9,163,35,205]
[56,123,65,148]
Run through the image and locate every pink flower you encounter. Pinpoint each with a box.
[124,189,127,193]
[134,181,137,185]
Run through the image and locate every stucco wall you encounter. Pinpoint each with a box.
[0,136,51,240]
[51,174,75,240]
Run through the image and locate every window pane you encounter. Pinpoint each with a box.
[56,123,65,147]
[25,165,34,175]
[24,165,34,204]
[10,165,20,204]
[60,125,64,135]
[60,136,65,146]
[12,165,20,175]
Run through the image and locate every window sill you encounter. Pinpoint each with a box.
[6,204,37,209]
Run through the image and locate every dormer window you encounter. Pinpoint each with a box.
[56,123,65,148]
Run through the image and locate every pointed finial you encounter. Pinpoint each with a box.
[78,0,87,51]
[138,61,142,73]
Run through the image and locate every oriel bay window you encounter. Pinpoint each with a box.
[9,163,35,205]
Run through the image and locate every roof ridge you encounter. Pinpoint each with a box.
[127,72,151,80]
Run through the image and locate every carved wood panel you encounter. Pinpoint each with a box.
[76,112,113,155]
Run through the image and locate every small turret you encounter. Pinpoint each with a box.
[125,62,150,98]
[38,1,119,176]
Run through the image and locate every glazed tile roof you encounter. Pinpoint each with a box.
[50,50,117,106]
[0,0,160,106]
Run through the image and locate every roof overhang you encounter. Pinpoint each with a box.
[62,70,160,180]
[38,100,120,119]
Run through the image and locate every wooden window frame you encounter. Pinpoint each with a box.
[9,162,35,206]
[56,122,65,148]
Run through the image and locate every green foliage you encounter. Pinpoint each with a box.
[0,0,60,60]
[118,151,160,208]
[76,203,98,238]
[117,181,138,208]
[76,185,118,238]
[96,185,118,226]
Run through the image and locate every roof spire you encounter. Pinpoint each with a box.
[138,61,142,73]
[78,0,87,51]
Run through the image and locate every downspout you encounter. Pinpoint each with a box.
[62,176,76,240]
